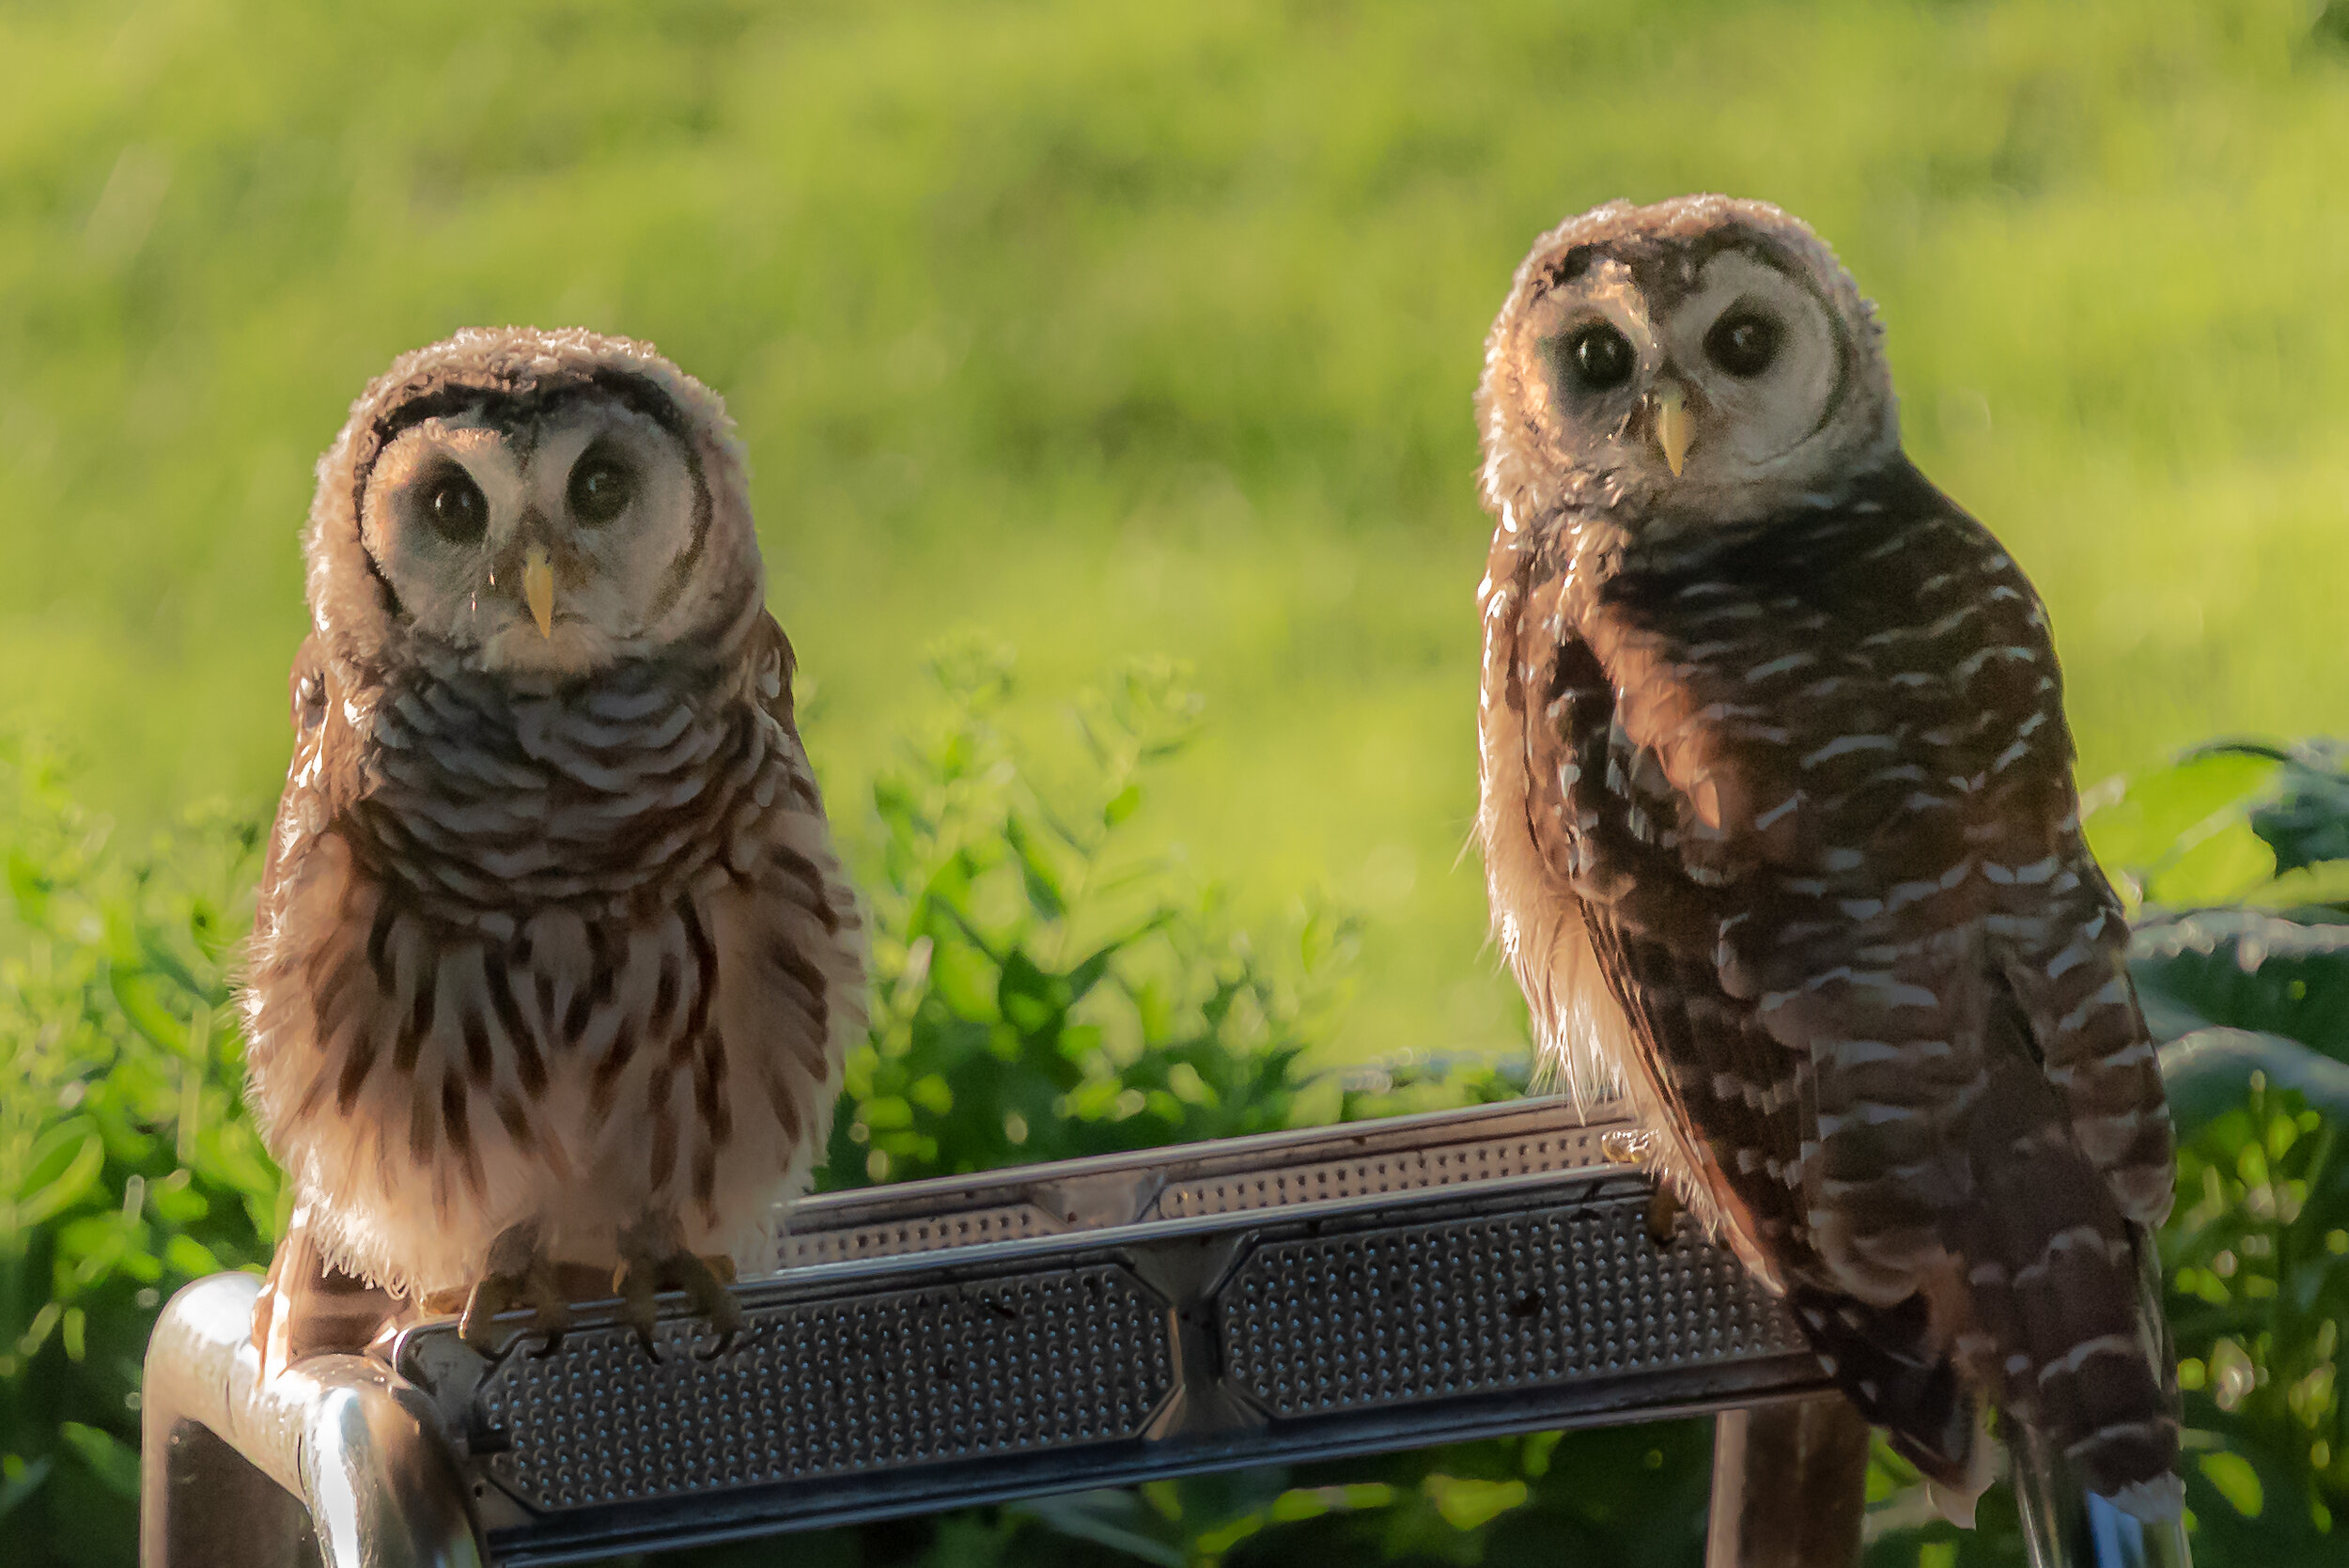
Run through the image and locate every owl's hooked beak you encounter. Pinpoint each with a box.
[523,546,555,639]
[1652,382,1692,478]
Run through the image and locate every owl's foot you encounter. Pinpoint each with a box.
[448,1239,575,1361]
[613,1248,743,1362]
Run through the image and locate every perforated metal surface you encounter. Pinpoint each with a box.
[778,1203,1062,1268]
[1157,1122,1615,1220]
[774,1100,1625,1263]
[471,1265,1173,1512]
[1225,1203,1803,1417]
[376,1102,1830,1562]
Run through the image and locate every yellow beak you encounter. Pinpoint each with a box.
[523,546,554,639]
[1654,383,1692,477]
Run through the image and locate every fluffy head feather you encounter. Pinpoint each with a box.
[1477,194,1899,537]
[306,327,764,680]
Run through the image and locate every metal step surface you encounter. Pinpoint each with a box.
[376,1099,1827,1565]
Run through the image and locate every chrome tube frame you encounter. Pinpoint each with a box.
[139,1271,485,1568]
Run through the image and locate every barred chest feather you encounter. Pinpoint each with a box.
[244,642,863,1299]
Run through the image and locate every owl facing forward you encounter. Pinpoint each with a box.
[243,328,863,1367]
[1473,197,2181,1514]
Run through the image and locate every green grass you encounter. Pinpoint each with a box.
[5,0,2349,1066]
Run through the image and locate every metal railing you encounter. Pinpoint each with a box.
[138,1098,1837,1567]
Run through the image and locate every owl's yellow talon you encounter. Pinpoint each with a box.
[523,545,554,638]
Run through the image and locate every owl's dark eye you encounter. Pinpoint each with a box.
[568,445,635,526]
[420,465,488,543]
[1704,309,1782,378]
[1566,322,1636,391]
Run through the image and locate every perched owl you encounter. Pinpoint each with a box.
[242,328,863,1370]
[1473,197,2181,1516]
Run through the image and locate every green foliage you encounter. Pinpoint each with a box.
[0,744,278,1566]
[2097,745,2349,1552]
[816,646,1361,1189]
[11,0,2349,1076]
[13,701,2349,1566]
[0,661,1533,1568]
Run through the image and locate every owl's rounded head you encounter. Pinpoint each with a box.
[307,328,761,680]
[1477,195,1899,536]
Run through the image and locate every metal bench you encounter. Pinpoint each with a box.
[138,1097,1839,1567]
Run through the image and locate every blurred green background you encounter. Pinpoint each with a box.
[10,3,2349,1564]
[6,0,2349,1065]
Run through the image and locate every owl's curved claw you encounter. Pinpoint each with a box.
[458,1232,576,1360]
[613,1246,743,1363]
[614,1256,665,1363]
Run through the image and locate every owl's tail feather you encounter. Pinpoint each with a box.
[1951,1021,2183,1517]
[1786,1281,1981,1499]
[251,1202,406,1384]
[1945,990,2180,1521]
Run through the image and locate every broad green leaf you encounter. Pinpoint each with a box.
[2257,861,2349,908]
[2157,1030,2349,1135]
[2087,749,2281,885]
[2146,824,2277,906]
[2131,909,2349,1052]
[2246,741,2349,875]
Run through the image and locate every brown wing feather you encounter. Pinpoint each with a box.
[1509,577,1978,1479]
[1485,461,2178,1498]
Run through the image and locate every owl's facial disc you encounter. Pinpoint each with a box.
[1655,251,1845,480]
[360,395,704,675]
[1526,237,1876,526]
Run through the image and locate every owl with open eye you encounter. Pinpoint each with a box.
[1473,197,2182,1518]
[242,328,863,1369]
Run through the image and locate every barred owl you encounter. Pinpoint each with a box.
[1473,197,2181,1515]
[243,328,863,1370]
